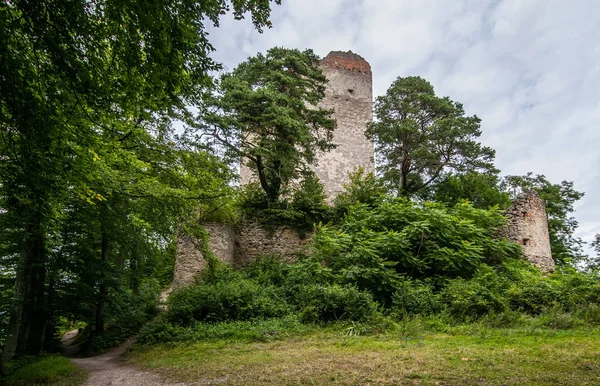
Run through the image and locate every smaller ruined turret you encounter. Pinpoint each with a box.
[500,190,555,272]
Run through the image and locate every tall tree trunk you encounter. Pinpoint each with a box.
[43,275,57,351]
[130,246,139,293]
[94,230,109,334]
[2,227,47,361]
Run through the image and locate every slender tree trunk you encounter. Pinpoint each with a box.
[399,155,411,197]
[130,247,139,293]
[2,226,47,361]
[255,156,272,202]
[94,230,109,334]
[43,275,57,350]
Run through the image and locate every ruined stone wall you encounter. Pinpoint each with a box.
[173,191,556,289]
[234,221,310,266]
[172,221,308,288]
[171,222,235,289]
[240,50,374,200]
[499,191,555,272]
[174,50,556,288]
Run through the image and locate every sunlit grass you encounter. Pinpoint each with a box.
[4,355,86,386]
[129,324,600,385]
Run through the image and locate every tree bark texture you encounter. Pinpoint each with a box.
[94,230,109,334]
[2,228,48,361]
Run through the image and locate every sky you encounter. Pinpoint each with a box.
[206,0,600,253]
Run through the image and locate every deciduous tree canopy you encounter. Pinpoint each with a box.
[0,0,280,362]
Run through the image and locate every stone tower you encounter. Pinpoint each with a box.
[312,51,374,198]
[500,190,555,272]
[240,50,374,199]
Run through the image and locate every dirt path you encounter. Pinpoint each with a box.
[69,338,191,386]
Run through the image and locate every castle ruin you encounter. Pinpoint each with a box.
[172,51,555,289]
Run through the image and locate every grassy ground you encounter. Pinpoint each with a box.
[128,324,600,385]
[3,354,87,386]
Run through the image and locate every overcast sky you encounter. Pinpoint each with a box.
[207,0,599,253]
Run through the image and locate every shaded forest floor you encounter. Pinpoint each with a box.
[127,325,600,385]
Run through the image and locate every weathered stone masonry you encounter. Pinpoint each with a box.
[312,51,375,199]
[498,190,555,272]
[172,223,235,289]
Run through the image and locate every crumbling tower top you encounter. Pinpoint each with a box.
[321,51,372,73]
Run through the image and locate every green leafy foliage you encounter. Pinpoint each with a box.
[0,0,281,360]
[167,278,290,325]
[3,355,85,386]
[90,279,162,352]
[290,173,330,229]
[296,284,379,323]
[311,199,520,303]
[1,0,596,361]
[425,172,511,210]
[391,279,442,317]
[441,268,507,321]
[591,234,600,269]
[238,174,331,235]
[244,255,288,286]
[507,281,562,315]
[333,167,387,217]
[138,248,600,347]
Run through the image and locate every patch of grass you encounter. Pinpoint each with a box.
[4,355,86,386]
[129,325,600,385]
[136,315,316,346]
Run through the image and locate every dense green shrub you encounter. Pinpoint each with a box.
[135,315,183,346]
[244,255,288,286]
[290,173,332,234]
[532,306,583,330]
[507,281,562,315]
[91,278,161,351]
[573,303,600,325]
[555,270,600,309]
[238,177,331,235]
[333,167,386,217]
[238,182,271,212]
[310,199,521,306]
[497,263,600,315]
[137,314,311,345]
[167,278,289,325]
[295,284,379,323]
[392,279,442,316]
[442,278,506,321]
